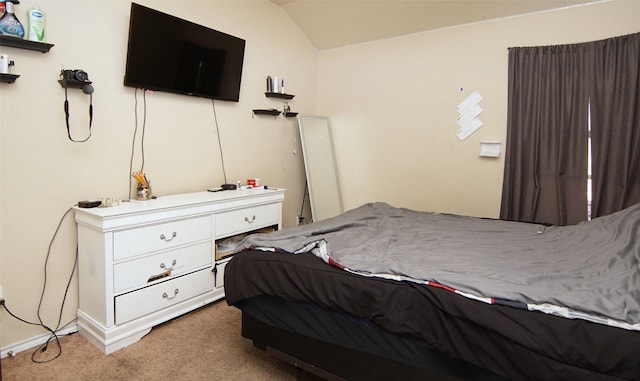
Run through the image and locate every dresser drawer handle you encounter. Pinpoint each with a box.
[162,289,179,300]
[160,232,177,241]
[244,215,256,223]
[160,259,177,271]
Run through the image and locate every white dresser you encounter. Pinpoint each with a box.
[74,188,285,354]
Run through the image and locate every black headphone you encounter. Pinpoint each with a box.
[60,69,94,142]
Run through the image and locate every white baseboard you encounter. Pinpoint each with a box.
[1,324,78,359]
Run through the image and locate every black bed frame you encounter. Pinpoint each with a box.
[243,312,447,381]
[238,296,507,381]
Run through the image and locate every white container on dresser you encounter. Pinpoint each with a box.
[74,188,285,354]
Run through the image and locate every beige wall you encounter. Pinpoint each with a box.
[1,0,639,354]
[318,0,640,217]
[0,0,316,350]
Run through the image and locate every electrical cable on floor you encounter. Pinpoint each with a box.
[0,206,79,363]
[2,302,61,363]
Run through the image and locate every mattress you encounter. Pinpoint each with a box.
[234,202,640,330]
[224,249,640,380]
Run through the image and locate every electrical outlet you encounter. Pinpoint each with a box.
[296,215,305,225]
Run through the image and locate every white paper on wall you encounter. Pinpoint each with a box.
[456,91,484,141]
[456,118,484,140]
[457,91,483,113]
[456,104,482,122]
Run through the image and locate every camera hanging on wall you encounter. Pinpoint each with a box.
[58,69,94,142]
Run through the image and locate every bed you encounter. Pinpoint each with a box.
[224,202,640,380]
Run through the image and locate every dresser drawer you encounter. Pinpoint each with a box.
[113,216,212,260]
[113,241,213,293]
[215,203,279,238]
[115,268,214,325]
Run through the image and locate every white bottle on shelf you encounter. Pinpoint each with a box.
[27,6,45,42]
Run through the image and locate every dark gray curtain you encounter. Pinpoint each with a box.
[589,33,640,217]
[500,44,590,225]
[501,32,640,225]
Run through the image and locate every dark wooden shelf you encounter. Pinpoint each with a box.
[0,73,20,83]
[0,35,54,53]
[58,79,93,89]
[253,109,281,116]
[265,92,295,100]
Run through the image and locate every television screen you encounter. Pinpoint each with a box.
[124,3,245,102]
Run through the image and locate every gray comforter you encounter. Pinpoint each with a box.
[236,202,640,330]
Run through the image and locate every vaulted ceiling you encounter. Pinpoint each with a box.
[270,0,599,49]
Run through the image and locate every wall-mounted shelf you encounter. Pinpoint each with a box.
[253,109,281,116]
[254,90,297,118]
[0,35,54,53]
[58,79,93,90]
[0,73,20,83]
[0,35,54,84]
[265,92,295,100]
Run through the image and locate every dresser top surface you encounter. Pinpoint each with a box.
[74,188,286,219]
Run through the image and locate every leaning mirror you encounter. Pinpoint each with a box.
[298,115,343,222]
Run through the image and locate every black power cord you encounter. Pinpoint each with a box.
[2,302,62,363]
[128,88,148,200]
[0,206,79,363]
[299,181,309,224]
[211,99,229,185]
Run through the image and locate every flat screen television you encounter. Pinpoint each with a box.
[124,3,246,102]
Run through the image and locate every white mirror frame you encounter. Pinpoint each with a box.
[298,115,343,222]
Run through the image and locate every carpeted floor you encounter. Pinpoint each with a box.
[1,300,325,381]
